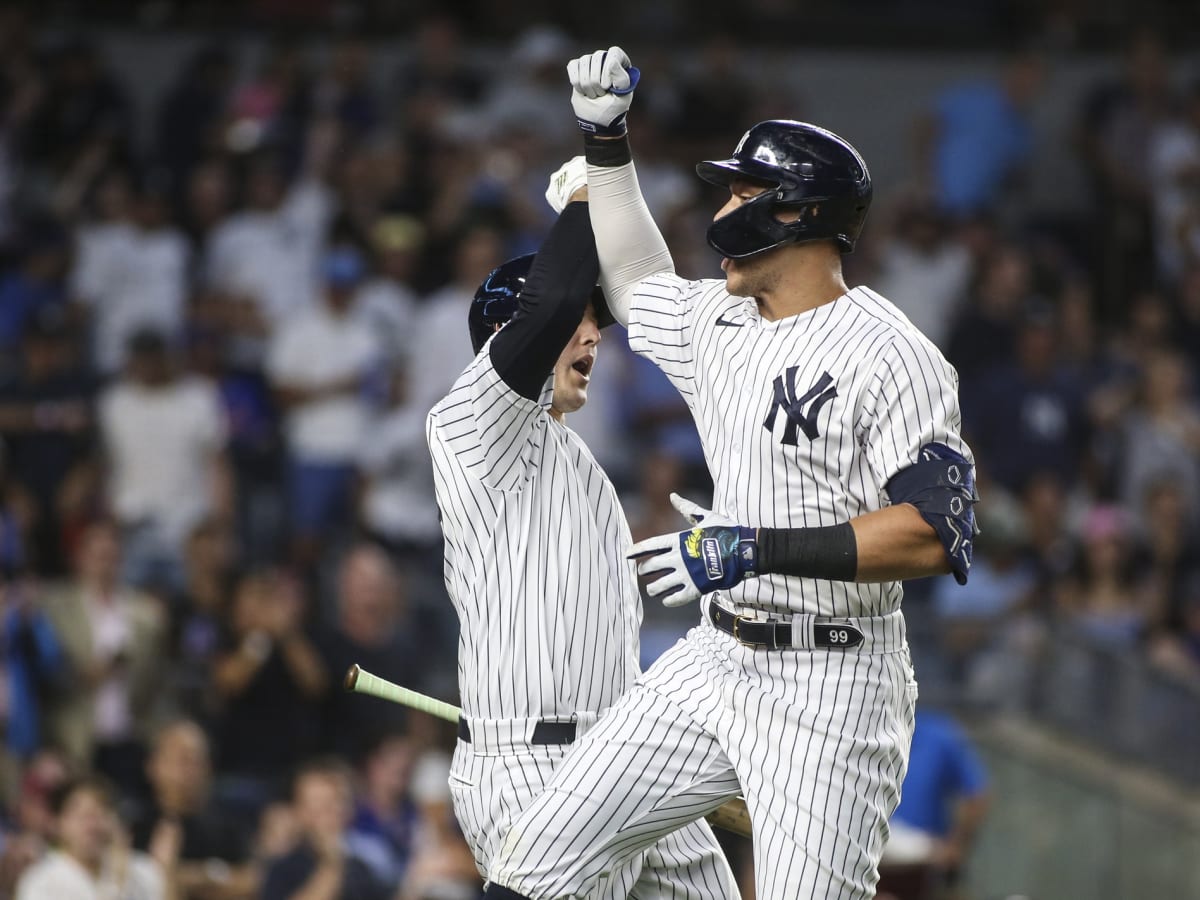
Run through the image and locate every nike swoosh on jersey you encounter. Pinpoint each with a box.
[714,314,744,327]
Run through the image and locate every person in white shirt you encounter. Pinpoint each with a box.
[16,776,165,900]
[205,155,334,327]
[871,197,972,350]
[72,177,190,375]
[359,369,441,558]
[267,247,381,568]
[98,330,230,592]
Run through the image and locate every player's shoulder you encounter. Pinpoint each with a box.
[845,285,956,371]
[633,272,730,309]
[427,347,489,421]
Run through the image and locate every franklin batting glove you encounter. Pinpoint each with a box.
[629,495,758,607]
[567,46,640,136]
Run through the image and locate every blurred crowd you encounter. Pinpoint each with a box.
[0,5,1199,898]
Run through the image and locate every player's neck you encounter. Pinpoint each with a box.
[755,252,848,321]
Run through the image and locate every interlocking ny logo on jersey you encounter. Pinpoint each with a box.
[764,369,838,444]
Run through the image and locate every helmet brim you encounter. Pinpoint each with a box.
[696,158,790,190]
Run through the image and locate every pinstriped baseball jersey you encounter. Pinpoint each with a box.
[426,342,641,720]
[627,276,971,618]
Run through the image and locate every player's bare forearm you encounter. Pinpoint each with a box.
[848,503,951,581]
[632,494,959,607]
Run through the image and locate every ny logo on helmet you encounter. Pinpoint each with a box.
[764,369,838,444]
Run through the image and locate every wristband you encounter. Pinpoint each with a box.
[584,133,633,167]
[577,114,628,139]
[756,523,857,581]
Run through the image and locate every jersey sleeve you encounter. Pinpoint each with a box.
[860,332,973,492]
[429,344,550,493]
[625,273,703,399]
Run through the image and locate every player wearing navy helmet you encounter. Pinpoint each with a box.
[485,49,977,900]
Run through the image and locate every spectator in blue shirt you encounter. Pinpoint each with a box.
[882,708,990,899]
[0,228,69,363]
[919,52,1043,218]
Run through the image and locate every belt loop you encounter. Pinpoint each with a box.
[793,614,807,651]
[767,620,782,650]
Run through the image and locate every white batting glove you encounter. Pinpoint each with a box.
[567,46,640,135]
[629,495,756,608]
[668,493,735,528]
[545,156,588,214]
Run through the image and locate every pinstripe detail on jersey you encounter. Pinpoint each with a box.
[427,347,640,719]
[627,277,971,618]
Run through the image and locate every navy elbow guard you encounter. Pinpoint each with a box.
[885,443,979,584]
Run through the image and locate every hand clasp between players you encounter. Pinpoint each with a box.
[629,493,758,607]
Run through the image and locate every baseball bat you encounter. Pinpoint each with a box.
[344,664,463,723]
[343,665,752,840]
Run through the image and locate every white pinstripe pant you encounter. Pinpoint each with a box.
[489,621,918,899]
[450,713,740,899]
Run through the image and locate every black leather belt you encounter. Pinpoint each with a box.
[457,717,577,745]
[708,599,864,650]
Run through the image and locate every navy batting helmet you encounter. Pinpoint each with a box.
[696,120,872,259]
[469,254,531,355]
[469,254,615,355]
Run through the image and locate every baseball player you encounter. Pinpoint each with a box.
[426,183,740,898]
[483,49,978,900]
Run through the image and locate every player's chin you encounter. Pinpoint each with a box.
[553,378,589,413]
[723,272,749,298]
[566,384,589,411]
[721,261,751,298]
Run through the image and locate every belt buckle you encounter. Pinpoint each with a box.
[732,615,743,643]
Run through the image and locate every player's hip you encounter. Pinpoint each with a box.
[716,576,904,621]
[449,712,609,883]
[702,598,907,654]
[449,743,561,878]
[637,617,917,734]
[453,710,605,756]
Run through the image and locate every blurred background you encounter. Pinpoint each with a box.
[0,1,1198,899]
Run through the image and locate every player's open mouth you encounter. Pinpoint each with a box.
[572,357,593,379]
